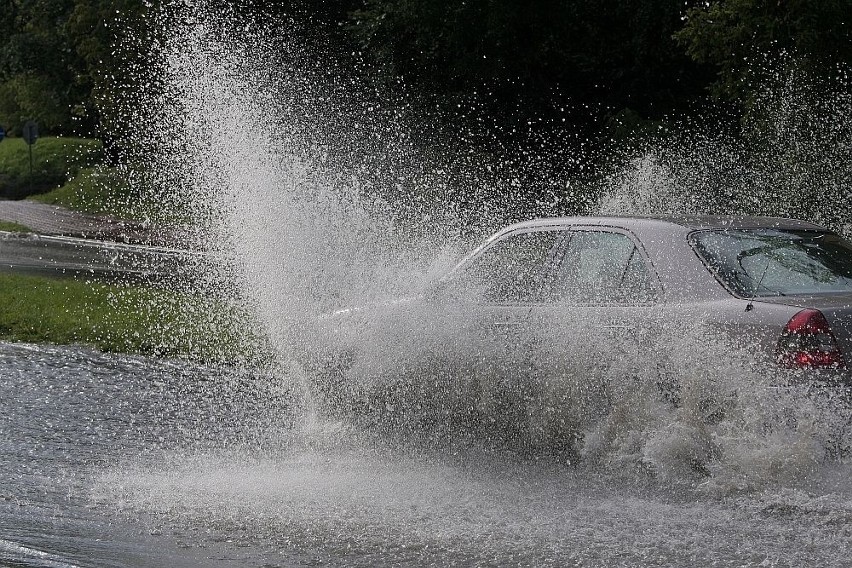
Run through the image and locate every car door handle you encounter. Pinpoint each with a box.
[491,321,522,328]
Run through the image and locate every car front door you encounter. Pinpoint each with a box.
[523,227,662,446]
[442,226,568,350]
[436,227,570,436]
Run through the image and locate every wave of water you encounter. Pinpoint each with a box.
[93,446,852,566]
[599,58,852,231]
[0,539,81,568]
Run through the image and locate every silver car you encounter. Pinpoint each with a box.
[439,215,852,379]
[306,215,852,427]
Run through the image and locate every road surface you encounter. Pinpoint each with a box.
[0,199,181,246]
[0,199,201,280]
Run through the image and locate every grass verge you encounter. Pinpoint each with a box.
[14,137,184,225]
[0,272,270,364]
[0,221,32,232]
[29,166,133,216]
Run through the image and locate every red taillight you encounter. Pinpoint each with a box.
[776,309,846,369]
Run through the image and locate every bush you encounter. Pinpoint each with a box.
[0,137,103,199]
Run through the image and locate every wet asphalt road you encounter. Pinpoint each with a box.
[0,199,186,246]
[0,200,200,281]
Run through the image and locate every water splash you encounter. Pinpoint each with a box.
[599,57,852,233]
[121,5,852,490]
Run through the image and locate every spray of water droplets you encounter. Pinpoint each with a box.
[110,5,852,488]
[599,57,852,233]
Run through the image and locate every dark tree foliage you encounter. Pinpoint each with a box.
[0,0,150,139]
[0,0,83,134]
[676,0,852,103]
[65,0,152,158]
[348,0,713,128]
[221,0,360,25]
[210,0,363,54]
[1,0,848,168]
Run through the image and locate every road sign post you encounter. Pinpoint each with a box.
[22,121,37,145]
[22,121,38,187]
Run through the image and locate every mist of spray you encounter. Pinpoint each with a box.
[599,56,852,234]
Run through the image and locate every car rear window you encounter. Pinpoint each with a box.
[552,231,656,304]
[690,229,852,297]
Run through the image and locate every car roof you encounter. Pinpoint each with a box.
[501,215,828,233]
[465,214,834,303]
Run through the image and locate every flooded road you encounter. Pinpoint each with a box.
[2,341,852,567]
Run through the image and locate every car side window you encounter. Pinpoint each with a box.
[553,231,655,304]
[451,230,565,303]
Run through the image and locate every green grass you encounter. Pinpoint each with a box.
[1,135,177,223]
[35,165,193,226]
[0,137,103,199]
[32,165,170,223]
[0,221,32,232]
[0,138,238,362]
[29,166,133,216]
[0,272,271,364]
